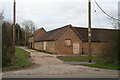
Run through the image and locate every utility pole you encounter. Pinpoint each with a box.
[118,1,120,29]
[13,0,16,45]
[18,27,19,46]
[88,0,92,62]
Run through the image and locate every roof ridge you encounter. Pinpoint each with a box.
[46,24,72,33]
[34,24,72,41]
[55,25,71,40]
[73,27,118,31]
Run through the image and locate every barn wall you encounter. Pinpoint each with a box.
[83,42,106,55]
[55,28,83,55]
[28,28,46,49]
[45,41,56,53]
[34,42,43,50]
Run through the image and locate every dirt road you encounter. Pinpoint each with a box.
[2,47,118,78]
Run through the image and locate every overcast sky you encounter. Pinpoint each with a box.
[0,0,119,31]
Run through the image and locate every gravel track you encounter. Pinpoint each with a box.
[2,47,118,78]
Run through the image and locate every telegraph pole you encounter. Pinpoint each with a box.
[118,1,120,29]
[18,27,19,46]
[13,0,16,45]
[88,0,92,62]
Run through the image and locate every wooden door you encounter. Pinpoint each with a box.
[43,41,46,51]
[73,42,79,54]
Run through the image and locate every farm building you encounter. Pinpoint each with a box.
[28,27,46,49]
[28,24,117,55]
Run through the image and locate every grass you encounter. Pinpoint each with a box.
[57,55,119,70]
[57,56,105,63]
[83,63,119,70]
[14,48,32,67]
[3,48,33,71]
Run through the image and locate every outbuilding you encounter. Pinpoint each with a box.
[29,24,118,55]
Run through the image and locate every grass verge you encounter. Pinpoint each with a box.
[83,63,119,70]
[57,55,119,70]
[3,48,33,71]
[57,56,105,63]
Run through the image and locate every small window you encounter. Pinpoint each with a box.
[65,39,72,47]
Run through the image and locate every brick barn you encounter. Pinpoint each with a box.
[28,24,117,55]
[28,27,46,49]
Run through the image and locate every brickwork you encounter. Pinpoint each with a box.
[55,28,82,55]
[83,42,106,55]
[30,26,109,55]
[28,28,46,49]
[45,41,56,53]
[34,42,43,50]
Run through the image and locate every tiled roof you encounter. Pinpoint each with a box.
[29,27,45,37]
[33,27,46,41]
[35,25,118,42]
[73,27,118,42]
[35,25,71,41]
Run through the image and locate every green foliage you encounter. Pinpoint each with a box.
[3,48,32,70]
[83,63,119,70]
[14,48,32,67]
[57,56,105,63]
[15,23,26,46]
[57,55,119,70]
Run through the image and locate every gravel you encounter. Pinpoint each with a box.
[2,47,118,78]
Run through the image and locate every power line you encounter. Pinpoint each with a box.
[94,0,120,22]
[92,1,101,28]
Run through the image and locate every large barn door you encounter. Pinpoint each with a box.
[43,41,46,51]
[73,42,79,54]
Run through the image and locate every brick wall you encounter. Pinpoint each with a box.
[34,42,43,50]
[83,42,106,55]
[28,28,46,49]
[35,28,83,55]
[46,41,56,53]
[33,27,107,55]
[34,41,56,53]
[55,28,83,55]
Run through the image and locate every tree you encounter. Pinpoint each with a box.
[101,19,119,65]
[22,20,36,46]
[108,18,118,29]
[15,23,20,46]
[22,20,36,34]
[2,21,16,67]
[0,10,4,21]
[15,23,26,46]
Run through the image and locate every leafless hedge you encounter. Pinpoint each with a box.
[2,21,16,67]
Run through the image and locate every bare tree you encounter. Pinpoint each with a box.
[108,17,118,29]
[22,20,36,34]
[0,10,4,21]
[22,20,36,46]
